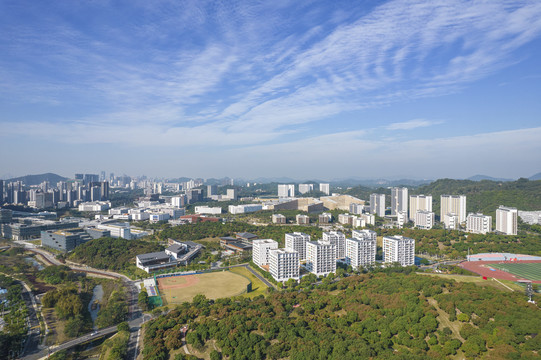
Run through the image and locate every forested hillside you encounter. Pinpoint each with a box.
[413,178,541,217]
[142,272,540,359]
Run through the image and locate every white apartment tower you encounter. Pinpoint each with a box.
[252,239,279,267]
[466,213,492,234]
[322,231,346,259]
[383,236,415,266]
[285,232,310,260]
[443,213,460,230]
[496,206,518,235]
[269,248,300,282]
[305,241,336,277]
[278,184,295,198]
[346,237,376,269]
[441,195,467,224]
[415,211,435,230]
[352,229,377,242]
[409,195,433,221]
[298,184,314,194]
[370,193,386,217]
[391,187,408,216]
[319,183,330,195]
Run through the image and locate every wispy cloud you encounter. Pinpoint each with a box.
[386,119,443,131]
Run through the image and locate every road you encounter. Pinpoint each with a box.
[14,242,145,360]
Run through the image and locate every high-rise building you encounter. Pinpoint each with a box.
[306,241,336,277]
[322,231,346,259]
[383,236,415,266]
[278,184,295,198]
[207,185,218,197]
[466,213,492,234]
[345,237,376,269]
[298,184,314,194]
[285,232,310,260]
[409,195,432,221]
[171,195,187,208]
[269,248,300,282]
[496,206,518,235]
[414,210,435,229]
[252,239,279,267]
[443,213,459,230]
[397,210,408,228]
[319,183,330,195]
[370,193,385,217]
[441,195,467,224]
[0,179,4,204]
[391,187,408,216]
[226,188,237,200]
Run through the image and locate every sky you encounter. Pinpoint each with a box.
[1,0,541,181]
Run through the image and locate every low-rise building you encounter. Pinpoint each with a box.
[443,213,459,230]
[195,206,223,215]
[318,213,332,224]
[228,204,262,214]
[78,201,111,212]
[296,214,310,225]
[136,241,202,273]
[272,214,286,224]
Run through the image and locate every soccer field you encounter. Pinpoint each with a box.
[490,263,541,281]
[157,271,251,304]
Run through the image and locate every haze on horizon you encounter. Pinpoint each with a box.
[1,1,541,180]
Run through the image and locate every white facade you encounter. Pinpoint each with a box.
[443,213,459,230]
[441,195,467,224]
[305,241,336,277]
[322,231,346,259]
[359,213,375,226]
[298,184,314,194]
[296,214,310,224]
[195,206,223,215]
[226,189,237,200]
[228,204,263,214]
[285,232,310,260]
[349,203,364,215]
[338,213,355,225]
[496,206,518,235]
[353,217,366,228]
[78,201,111,212]
[97,223,132,239]
[409,195,432,221]
[383,236,415,266]
[345,237,376,269]
[149,212,170,223]
[370,194,385,217]
[466,213,492,234]
[319,183,330,195]
[171,195,187,208]
[397,210,407,228]
[272,214,286,224]
[252,239,279,267]
[278,184,295,198]
[391,187,408,216]
[352,229,377,242]
[518,210,541,225]
[269,248,300,282]
[415,210,435,229]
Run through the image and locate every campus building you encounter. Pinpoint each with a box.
[443,213,460,230]
[322,231,346,259]
[391,187,408,216]
[296,214,310,225]
[409,195,432,221]
[278,184,295,198]
[269,248,300,282]
[252,239,279,267]
[298,184,314,194]
[383,235,415,266]
[415,210,435,230]
[496,206,518,235]
[285,232,310,261]
[370,193,385,217]
[466,213,492,234]
[441,195,467,224]
[305,241,336,277]
[272,214,286,224]
[345,237,377,269]
[352,229,377,242]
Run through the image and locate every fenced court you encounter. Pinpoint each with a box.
[490,262,541,282]
[156,270,251,304]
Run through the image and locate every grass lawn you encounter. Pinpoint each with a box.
[28,239,41,246]
[157,271,250,304]
[418,273,518,292]
[490,263,541,281]
[230,266,269,298]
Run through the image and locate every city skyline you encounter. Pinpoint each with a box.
[1,1,541,179]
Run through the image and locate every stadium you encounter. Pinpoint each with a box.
[460,253,541,284]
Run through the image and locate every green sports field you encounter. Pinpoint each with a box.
[490,263,541,281]
[157,271,251,304]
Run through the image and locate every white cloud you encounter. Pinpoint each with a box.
[386,119,443,131]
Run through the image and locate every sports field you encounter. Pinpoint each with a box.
[157,271,251,304]
[490,263,541,281]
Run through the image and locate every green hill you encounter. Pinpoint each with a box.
[413,178,541,217]
[7,173,68,186]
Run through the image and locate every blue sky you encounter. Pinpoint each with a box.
[1,0,541,180]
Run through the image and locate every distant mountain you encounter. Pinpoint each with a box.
[6,173,68,186]
[467,175,513,182]
[529,172,541,181]
[332,178,433,188]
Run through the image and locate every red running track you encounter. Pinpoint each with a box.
[459,260,541,284]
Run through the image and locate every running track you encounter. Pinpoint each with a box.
[459,260,541,284]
